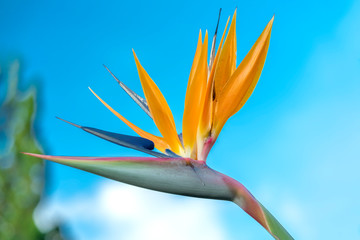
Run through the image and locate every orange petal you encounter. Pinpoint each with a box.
[210,16,230,80]
[214,16,274,135]
[198,17,230,138]
[208,9,224,72]
[182,31,208,157]
[186,30,202,95]
[132,51,184,155]
[89,87,169,152]
[213,10,237,101]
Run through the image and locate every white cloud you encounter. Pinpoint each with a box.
[34,180,227,240]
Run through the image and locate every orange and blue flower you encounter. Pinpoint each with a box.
[25,10,293,240]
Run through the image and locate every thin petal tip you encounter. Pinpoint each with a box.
[269,15,275,25]
[56,116,81,128]
[132,50,141,66]
[22,152,40,158]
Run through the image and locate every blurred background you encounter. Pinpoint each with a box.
[0,0,359,239]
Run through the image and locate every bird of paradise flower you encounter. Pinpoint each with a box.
[25,10,293,240]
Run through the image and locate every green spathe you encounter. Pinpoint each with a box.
[24,153,293,240]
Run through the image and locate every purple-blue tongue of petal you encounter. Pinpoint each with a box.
[82,126,154,150]
[56,117,169,158]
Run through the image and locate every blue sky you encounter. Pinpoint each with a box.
[1,0,360,239]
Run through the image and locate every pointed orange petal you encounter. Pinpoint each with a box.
[186,30,202,94]
[198,17,230,139]
[182,31,208,157]
[214,16,274,135]
[213,10,237,100]
[89,87,169,152]
[210,16,230,79]
[132,51,183,155]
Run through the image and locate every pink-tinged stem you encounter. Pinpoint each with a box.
[199,136,216,161]
[223,176,293,240]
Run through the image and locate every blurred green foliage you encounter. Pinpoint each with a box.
[0,61,64,240]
